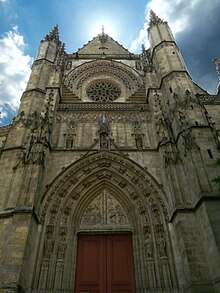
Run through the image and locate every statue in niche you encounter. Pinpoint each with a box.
[64,117,76,149]
[43,239,54,258]
[135,133,143,149]
[66,61,72,70]
[135,61,142,71]
[149,198,159,213]
[145,235,153,259]
[66,134,74,149]
[30,143,45,165]
[100,132,109,149]
[141,45,155,72]
[158,234,166,257]
[99,114,110,149]
[57,241,67,260]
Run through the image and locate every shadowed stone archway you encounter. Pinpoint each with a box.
[32,151,179,293]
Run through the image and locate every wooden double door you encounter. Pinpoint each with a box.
[75,234,136,293]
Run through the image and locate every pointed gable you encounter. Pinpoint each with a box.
[78,33,130,56]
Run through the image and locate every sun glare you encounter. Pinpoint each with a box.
[90,21,117,38]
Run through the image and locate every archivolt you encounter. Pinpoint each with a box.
[32,151,178,292]
[63,60,143,94]
[40,150,168,226]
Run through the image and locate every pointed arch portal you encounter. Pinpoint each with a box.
[32,151,179,292]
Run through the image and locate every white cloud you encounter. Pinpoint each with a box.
[130,22,149,53]
[129,0,218,53]
[0,0,9,3]
[0,109,7,119]
[129,0,220,94]
[0,26,33,108]
[130,0,188,52]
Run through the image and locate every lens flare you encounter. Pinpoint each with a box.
[89,21,117,38]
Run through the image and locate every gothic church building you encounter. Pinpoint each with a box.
[0,11,220,293]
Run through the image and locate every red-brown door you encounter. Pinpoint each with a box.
[75,234,136,293]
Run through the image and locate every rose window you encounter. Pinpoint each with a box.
[86,81,121,102]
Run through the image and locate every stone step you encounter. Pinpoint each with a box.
[127,84,146,103]
[61,84,81,103]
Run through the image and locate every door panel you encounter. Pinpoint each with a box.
[107,235,136,293]
[75,235,105,293]
[75,234,136,293]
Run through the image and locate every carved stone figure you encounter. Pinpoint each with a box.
[158,235,166,257]
[81,191,128,226]
[145,235,153,259]
[135,134,143,149]
[43,239,54,258]
[99,114,111,149]
[141,46,155,72]
[182,129,199,156]
[66,134,74,149]
[100,132,109,149]
[57,241,67,260]
[66,61,72,70]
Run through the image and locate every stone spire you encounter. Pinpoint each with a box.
[99,25,108,44]
[44,25,61,44]
[213,58,220,94]
[149,10,164,26]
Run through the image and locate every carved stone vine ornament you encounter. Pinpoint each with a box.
[153,92,173,145]
[40,151,168,227]
[181,129,200,156]
[57,103,150,112]
[36,151,171,290]
[13,90,55,169]
[163,147,182,168]
[203,107,220,151]
[81,190,129,226]
[132,120,144,149]
[56,111,150,124]
[141,45,155,73]
[63,60,142,94]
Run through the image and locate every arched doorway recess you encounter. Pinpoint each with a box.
[32,151,179,292]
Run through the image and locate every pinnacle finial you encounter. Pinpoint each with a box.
[213,58,220,93]
[44,24,60,44]
[213,58,220,80]
[99,25,108,43]
[149,10,164,26]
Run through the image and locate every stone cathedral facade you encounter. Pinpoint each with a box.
[0,11,220,293]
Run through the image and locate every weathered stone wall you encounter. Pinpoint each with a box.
[0,18,220,293]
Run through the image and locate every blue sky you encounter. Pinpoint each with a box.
[0,0,220,120]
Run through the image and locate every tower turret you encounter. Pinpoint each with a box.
[18,25,65,117]
[148,11,194,96]
[36,25,61,62]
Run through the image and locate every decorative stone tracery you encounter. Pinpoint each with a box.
[86,80,121,102]
[63,60,143,98]
[32,151,178,292]
[81,190,129,226]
